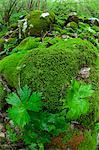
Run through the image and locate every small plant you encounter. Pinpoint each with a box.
[6,81,93,149]
[6,85,42,128]
[6,85,68,149]
[62,80,93,120]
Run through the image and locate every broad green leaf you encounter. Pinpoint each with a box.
[27,92,42,112]
[8,106,30,128]
[6,92,21,106]
[63,80,92,120]
[18,85,31,102]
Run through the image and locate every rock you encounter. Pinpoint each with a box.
[0,38,98,112]
[18,10,55,37]
[79,67,90,78]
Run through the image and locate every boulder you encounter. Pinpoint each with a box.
[0,38,98,113]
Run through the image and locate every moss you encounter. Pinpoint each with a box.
[0,38,98,112]
[66,21,78,29]
[0,38,5,51]
[13,37,41,53]
[0,82,6,100]
[92,25,99,32]
[0,82,6,108]
[9,23,18,31]
[77,130,97,150]
[26,10,55,36]
[0,53,27,87]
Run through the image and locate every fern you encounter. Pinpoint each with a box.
[6,85,42,128]
[63,80,93,120]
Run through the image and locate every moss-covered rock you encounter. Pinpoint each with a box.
[0,38,98,112]
[66,21,78,29]
[25,10,55,36]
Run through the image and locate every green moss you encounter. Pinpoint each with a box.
[0,38,4,51]
[0,82,6,108]
[77,131,97,150]
[26,10,55,36]
[0,38,98,112]
[66,21,78,29]
[92,25,99,32]
[0,53,27,87]
[13,37,41,53]
[0,82,6,100]
[0,38,4,44]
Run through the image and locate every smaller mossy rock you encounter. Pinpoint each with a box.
[0,38,5,52]
[13,37,41,53]
[25,10,55,36]
[0,38,98,112]
[66,22,78,29]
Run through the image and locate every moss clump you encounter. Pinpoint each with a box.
[25,10,55,36]
[13,37,41,53]
[0,53,27,87]
[66,21,78,29]
[0,38,98,111]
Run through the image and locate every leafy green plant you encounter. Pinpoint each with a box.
[6,85,68,148]
[62,80,93,120]
[6,81,93,148]
[6,125,18,142]
[6,85,42,128]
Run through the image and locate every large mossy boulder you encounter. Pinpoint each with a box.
[23,10,55,36]
[0,38,98,113]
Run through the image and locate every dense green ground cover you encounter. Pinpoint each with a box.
[0,0,99,150]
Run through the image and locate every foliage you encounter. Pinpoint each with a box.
[6,85,69,148]
[6,125,18,142]
[48,0,99,18]
[5,81,93,148]
[77,130,97,150]
[6,85,42,127]
[95,122,99,131]
[62,80,93,120]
